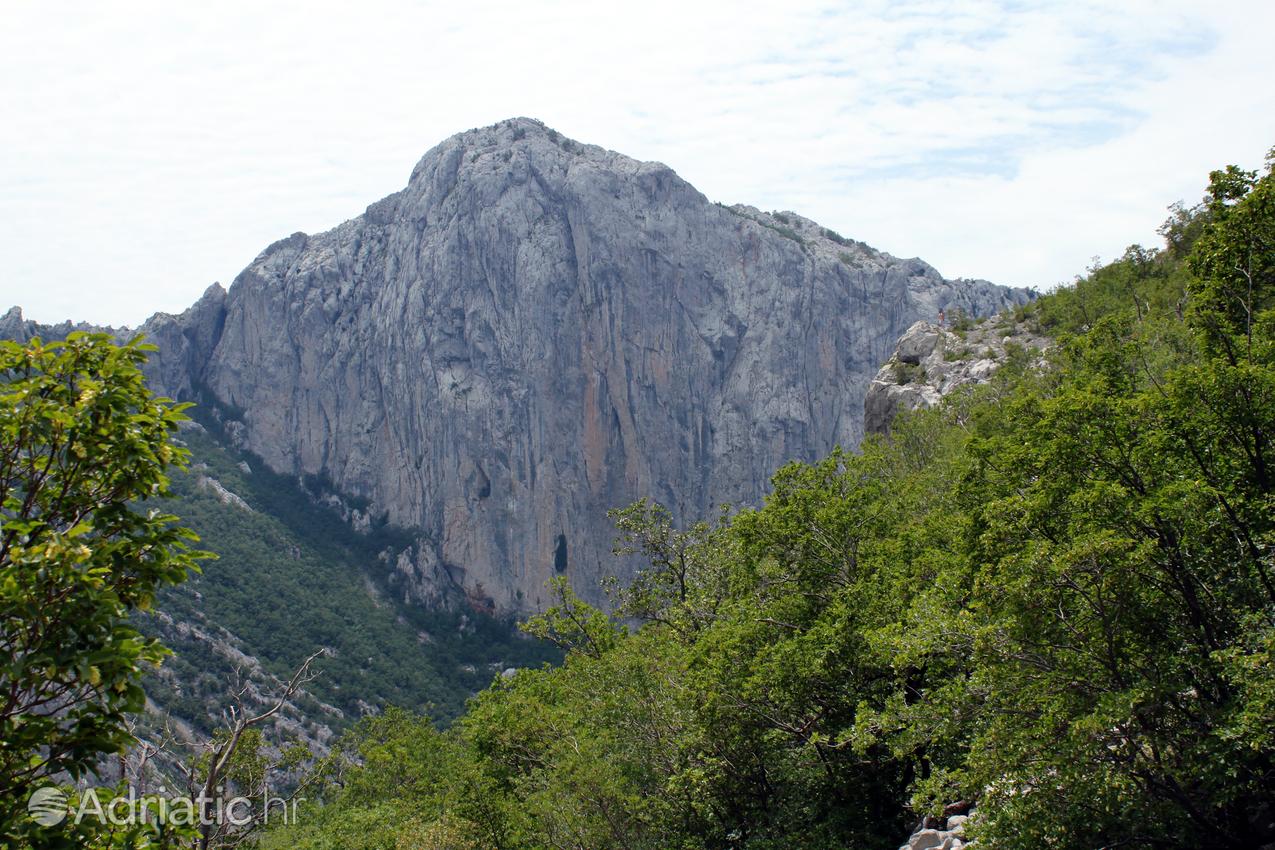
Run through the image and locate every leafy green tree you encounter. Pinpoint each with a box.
[1188,149,1275,357]
[866,158,1275,847]
[0,333,204,839]
[604,499,733,636]
[258,707,488,850]
[463,625,696,850]
[519,576,624,659]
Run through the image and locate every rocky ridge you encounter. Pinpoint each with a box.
[0,305,114,343]
[864,312,1049,435]
[6,118,1034,612]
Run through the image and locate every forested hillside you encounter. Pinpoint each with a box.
[140,423,557,737]
[259,152,1275,849]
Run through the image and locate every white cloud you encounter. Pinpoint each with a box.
[1,0,1272,325]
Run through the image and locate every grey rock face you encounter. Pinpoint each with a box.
[864,315,1050,435]
[26,118,1033,612]
[905,828,946,850]
[139,284,227,400]
[385,539,463,611]
[0,307,28,341]
[0,305,113,344]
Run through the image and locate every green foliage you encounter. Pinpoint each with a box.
[861,157,1275,847]
[748,212,805,244]
[462,627,695,849]
[604,499,733,635]
[821,227,852,246]
[948,309,974,332]
[258,708,487,850]
[519,576,623,657]
[0,333,205,838]
[890,360,924,385]
[1158,200,1211,261]
[1027,241,1193,337]
[913,305,1274,846]
[10,781,199,849]
[1188,149,1275,357]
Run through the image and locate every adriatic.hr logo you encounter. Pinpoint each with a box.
[26,787,69,826]
[25,784,302,828]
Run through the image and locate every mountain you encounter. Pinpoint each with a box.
[8,118,1032,613]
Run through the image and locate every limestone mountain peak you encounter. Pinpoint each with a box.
[8,122,1033,613]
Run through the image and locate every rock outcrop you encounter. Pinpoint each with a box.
[8,118,1033,612]
[899,811,973,850]
[864,314,1049,435]
[194,473,253,512]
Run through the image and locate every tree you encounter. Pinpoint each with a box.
[257,707,488,850]
[0,333,205,837]
[604,499,733,636]
[1188,149,1275,357]
[245,152,1275,850]
[178,649,325,850]
[873,157,1275,846]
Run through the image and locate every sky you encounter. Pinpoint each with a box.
[2,1,1273,328]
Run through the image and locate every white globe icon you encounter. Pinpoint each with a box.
[27,787,68,827]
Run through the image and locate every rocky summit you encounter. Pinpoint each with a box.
[11,118,1033,612]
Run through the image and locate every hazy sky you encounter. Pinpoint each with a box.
[2,1,1273,327]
